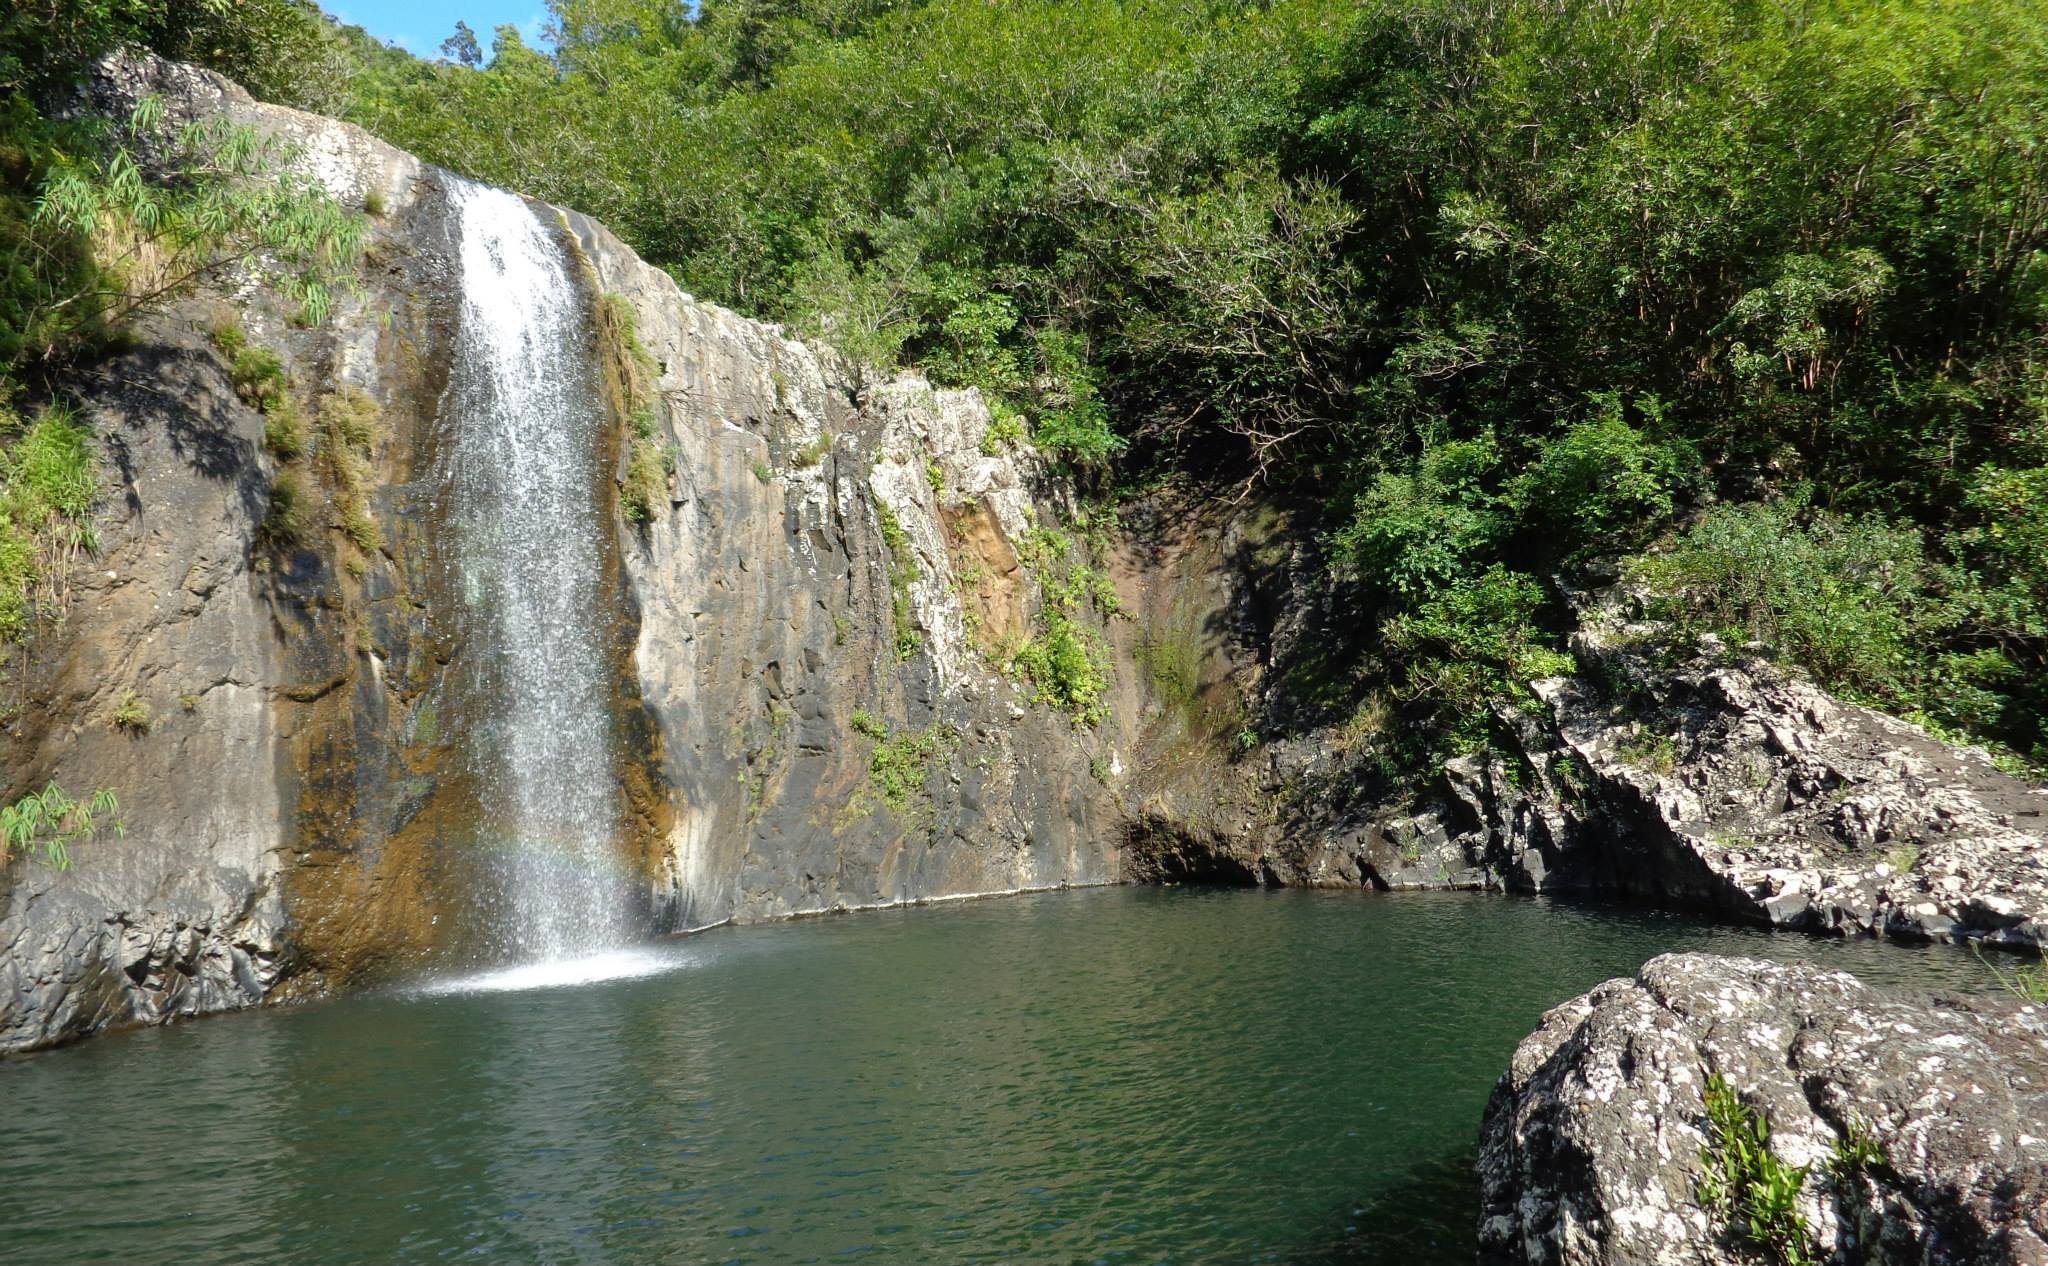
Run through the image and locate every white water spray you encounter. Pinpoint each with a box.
[441,177,630,964]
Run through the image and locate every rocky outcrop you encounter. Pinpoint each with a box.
[0,56,1126,1052]
[1134,607,2048,951]
[1479,953,2048,1266]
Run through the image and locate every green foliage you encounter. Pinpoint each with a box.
[1,782,121,870]
[1616,729,1679,777]
[1380,566,1575,752]
[848,711,955,814]
[980,400,1027,456]
[1010,607,1110,727]
[1006,518,1118,725]
[1631,498,2044,762]
[28,96,365,342]
[622,438,670,523]
[213,325,310,459]
[751,459,773,484]
[1699,1074,1816,1266]
[0,399,100,640]
[111,688,151,733]
[263,392,307,460]
[1827,1120,1887,1179]
[792,430,833,468]
[596,292,672,523]
[317,388,380,552]
[874,497,921,660]
[263,468,308,546]
[1507,400,1692,557]
[16,0,2042,771]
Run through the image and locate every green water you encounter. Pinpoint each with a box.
[0,888,2001,1265]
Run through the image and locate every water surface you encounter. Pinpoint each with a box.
[0,888,2000,1265]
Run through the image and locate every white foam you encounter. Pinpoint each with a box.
[413,948,684,996]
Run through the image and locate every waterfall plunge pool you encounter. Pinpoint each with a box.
[0,887,2002,1265]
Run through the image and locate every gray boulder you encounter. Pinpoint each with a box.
[1479,953,2048,1265]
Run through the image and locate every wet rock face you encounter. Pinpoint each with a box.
[1478,953,2048,1266]
[0,56,1124,1052]
[568,210,1125,927]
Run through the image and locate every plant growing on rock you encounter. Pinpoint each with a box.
[1699,1074,1816,1266]
[874,499,921,660]
[0,399,100,641]
[28,94,365,354]
[847,710,955,815]
[1,782,121,870]
[316,388,380,552]
[1616,728,1678,776]
[111,688,151,733]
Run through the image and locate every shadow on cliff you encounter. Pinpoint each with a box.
[95,340,269,524]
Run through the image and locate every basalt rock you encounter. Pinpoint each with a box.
[0,55,1127,1053]
[1478,952,2048,1266]
[1159,605,2048,951]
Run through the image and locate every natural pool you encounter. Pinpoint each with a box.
[0,888,2002,1265]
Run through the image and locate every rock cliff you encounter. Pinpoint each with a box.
[1478,953,2048,1266]
[0,56,1128,1053]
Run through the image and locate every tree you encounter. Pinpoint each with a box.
[440,21,483,67]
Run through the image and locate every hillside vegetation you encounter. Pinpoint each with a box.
[5,0,2045,775]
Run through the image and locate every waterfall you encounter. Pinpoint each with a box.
[439,177,630,964]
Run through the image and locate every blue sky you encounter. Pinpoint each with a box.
[319,2,551,58]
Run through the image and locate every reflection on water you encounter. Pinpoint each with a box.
[411,947,691,996]
[0,888,2001,1265]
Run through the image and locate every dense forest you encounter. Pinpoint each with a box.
[4,0,2045,778]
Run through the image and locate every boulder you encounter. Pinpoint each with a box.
[1479,953,2048,1266]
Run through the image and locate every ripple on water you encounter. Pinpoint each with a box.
[0,888,2006,1266]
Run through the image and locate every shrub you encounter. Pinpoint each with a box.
[0,401,100,640]
[980,400,1027,456]
[111,688,151,733]
[1010,607,1110,726]
[1636,499,1938,705]
[1507,399,1691,557]
[1330,436,1504,600]
[1381,565,1575,748]
[1,782,121,870]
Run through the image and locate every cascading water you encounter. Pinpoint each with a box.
[437,177,632,970]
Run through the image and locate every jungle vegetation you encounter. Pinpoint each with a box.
[4,0,2044,774]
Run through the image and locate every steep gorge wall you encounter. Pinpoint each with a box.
[0,58,1136,1053]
